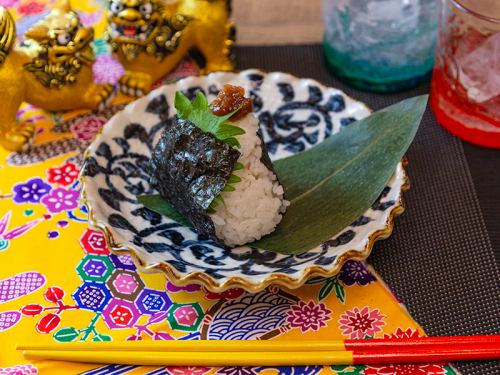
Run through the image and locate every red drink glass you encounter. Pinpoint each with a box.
[431,0,500,148]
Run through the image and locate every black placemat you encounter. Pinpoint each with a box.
[236,44,500,374]
[462,143,500,265]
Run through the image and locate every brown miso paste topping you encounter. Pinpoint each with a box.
[210,84,253,121]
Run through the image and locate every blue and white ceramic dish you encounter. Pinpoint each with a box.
[81,70,408,292]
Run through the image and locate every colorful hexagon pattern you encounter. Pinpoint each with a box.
[79,229,109,255]
[106,270,144,301]
[72,282,111,312]
[109,254,136,271]
[135,289,172,314]
[167,303,204,331]
[76,255,114,282]
[102,298,141,329]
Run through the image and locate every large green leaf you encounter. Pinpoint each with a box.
[139,95,427,255]
[252,95,427,253]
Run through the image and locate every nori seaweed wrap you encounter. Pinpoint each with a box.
[149,116,240,239]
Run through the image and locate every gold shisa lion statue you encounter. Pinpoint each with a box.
[106,0,235,95]
[0,0,235,152]
[0,1,115,151]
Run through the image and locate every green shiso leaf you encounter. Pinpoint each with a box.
[251,95,427,254]
[174,91,193,118]
[215,123,246,140]
[139,95,427,255]
[209,200,218,210]
[174,91,245,148]
[227,174,242,184]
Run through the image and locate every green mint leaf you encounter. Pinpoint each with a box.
[227,174,242,183]
[174,91,193,118]
[193,90,208,109]
[223,138,241,148]
[207,199,218,213]
[223,184,235,192]
[174,90,245,148]
[215,123,246,139]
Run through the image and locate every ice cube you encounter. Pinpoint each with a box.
[365,0,419,30]
[458,32,500,103]
[327,0,421,46]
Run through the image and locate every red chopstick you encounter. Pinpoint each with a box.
[344,335,500,351]
[353,347,500,364]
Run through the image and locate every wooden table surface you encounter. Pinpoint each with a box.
[232,0,323,45]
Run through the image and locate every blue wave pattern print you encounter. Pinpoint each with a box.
[207,291,292,340]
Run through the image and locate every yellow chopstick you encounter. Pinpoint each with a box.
[20,347,500,366]
[18,337,500,366]
[17,336,500,353]
[22,350,355,366]
[17,340,346,352]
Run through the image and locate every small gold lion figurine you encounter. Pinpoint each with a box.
[0,1,115,152]
[106,0,235,96]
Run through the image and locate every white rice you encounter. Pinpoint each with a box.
[209,114,289,246]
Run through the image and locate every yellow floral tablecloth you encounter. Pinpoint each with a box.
[0,1,460,374]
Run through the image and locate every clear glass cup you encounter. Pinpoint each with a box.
[322,0,439,92]
[430,0,500,148]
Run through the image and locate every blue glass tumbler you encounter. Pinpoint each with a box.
[323,0,439,92]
